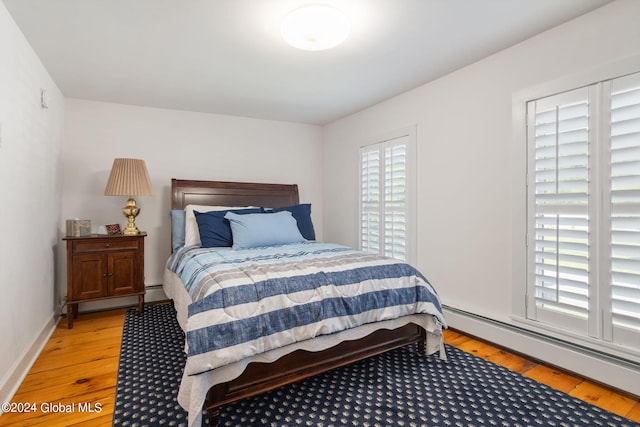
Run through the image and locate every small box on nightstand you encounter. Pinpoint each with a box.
[66,219,91,237]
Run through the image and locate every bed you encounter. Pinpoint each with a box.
[163,179,447,427]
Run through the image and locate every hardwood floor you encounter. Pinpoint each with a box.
[1,307,639,426]
[0,308,127,427]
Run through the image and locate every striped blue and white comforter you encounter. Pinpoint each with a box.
[168,242,446,376]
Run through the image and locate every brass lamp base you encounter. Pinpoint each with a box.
[122,197,141,235]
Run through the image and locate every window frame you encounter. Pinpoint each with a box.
[358,126,417,265]
[511,55,640,363]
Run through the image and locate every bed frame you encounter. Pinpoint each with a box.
[171,179,427,426]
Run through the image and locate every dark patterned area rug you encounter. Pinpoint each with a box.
[113,304,639,427]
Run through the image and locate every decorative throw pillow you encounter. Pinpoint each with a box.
[169,210,186,251]
[195,208,263,247]
[184,204,257,246]
[225,211,307,249]
[270,203,316,240]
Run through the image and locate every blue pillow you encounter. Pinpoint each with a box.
[169,210,186,251]
[225,211,307,249]
[270,203,316,240]
[195,208,263,247]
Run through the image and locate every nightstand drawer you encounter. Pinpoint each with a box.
[73,239,140,253]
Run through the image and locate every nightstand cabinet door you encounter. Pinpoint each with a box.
[71,253,109,300]
[109,251,142,295]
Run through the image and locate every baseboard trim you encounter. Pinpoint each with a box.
[0,314,59,412]
[443,305,640,398]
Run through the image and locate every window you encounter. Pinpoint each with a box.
[526,71,640,352]
[359,130,415,263]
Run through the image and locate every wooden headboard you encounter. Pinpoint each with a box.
[171,179,299,209]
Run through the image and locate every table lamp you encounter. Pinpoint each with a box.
[104,158,152,235]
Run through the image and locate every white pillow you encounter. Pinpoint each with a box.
[184,205,253,247]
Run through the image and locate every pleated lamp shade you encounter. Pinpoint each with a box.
[104,158,153,196]
[104,158,152,235]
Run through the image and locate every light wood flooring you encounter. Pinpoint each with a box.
[1,306,639,426]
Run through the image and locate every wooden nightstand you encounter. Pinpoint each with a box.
[63,233,146,328]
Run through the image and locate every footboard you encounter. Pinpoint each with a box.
[205,323,426,427]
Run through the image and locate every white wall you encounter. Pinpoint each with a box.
[61,99,323,310]
[0,3,65,401]
[323,0,640,393]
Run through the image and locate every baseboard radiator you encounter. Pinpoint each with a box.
[442,305,640,398]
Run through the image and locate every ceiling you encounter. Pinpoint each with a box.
[4,0,613,125]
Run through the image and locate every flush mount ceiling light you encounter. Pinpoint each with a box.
[281,5,350,51]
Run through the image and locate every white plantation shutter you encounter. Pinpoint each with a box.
[360,134,411,262]
[361,149,381,254]
[526,71,640,352]
[610,73,640,343]
[528,88,591,332]
[384,143,407,260]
